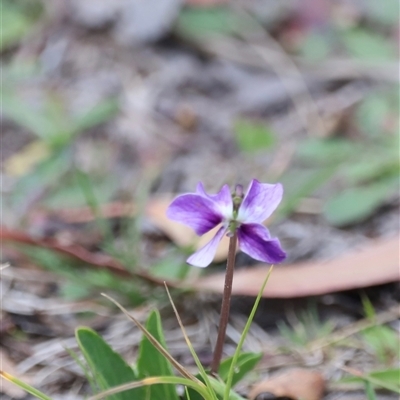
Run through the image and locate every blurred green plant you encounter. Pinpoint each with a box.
[1,0,43,50]
[359,297,400,366]
[278,303,335,347]
[176,6,253,38]
[294,99,399,225]
[2,271,272,400]
[341,28,397,61]
[233,119,276,153]
[339,368,400,394]
[18,245,148,305]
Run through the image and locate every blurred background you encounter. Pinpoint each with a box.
[1,0,399,399]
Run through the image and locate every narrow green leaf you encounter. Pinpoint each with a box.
[11,149,72,208]
[234,119,275,153]
[88,376,211,400]
[137,310,180,400]
[176,7,245,38]
[76,327,144,400]
[364,381,378,400]
[342,29,396,61]
[278,166,337,218]
[340,368,400,393]
[224,268,273,400]
[1,88,59,140]
[72,98,119,132]
[218,352,262,387]
[324,177,398,226]
[0,371,52,400]
[297,138,356,165]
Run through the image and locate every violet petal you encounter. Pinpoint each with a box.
[166,194,223,235]
[237,180,283,223]
[187,226,227,267]
[238,223,286,264]
[196,182,233,219]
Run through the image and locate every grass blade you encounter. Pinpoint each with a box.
[0,371,53,400]
[87,376,210,400]
[101,293,198,383]
[164,283,218,400]
[223,266,273,400]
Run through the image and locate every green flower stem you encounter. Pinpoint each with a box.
[211,231,238,375]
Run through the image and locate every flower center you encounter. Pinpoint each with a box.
[227,184,244,235]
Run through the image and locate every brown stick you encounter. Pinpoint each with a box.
[210,232,237,374]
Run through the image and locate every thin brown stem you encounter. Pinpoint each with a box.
[210,232,237,375]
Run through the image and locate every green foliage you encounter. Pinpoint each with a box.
[176,7,248,38]
[137,310,180,400]
[323,175,398,226]
[364,381,378,400]
[278,304,335,347]
[10,148,72,208]
[341,28,397,61]
[361,325,400,365]
[359,297,400,365]
[18,245,147,305]
[76,327,144,399]
[295,131,399,225]
[1,0,43,50]
[218,352,262,387]
[340,368,400,393]
[278,165,337,219]
[365,0,399,25]
[233,119,275,153]
[299,33,330,61]
[1,88,119,148]
[0,372,52,400]
[356,90,399,138]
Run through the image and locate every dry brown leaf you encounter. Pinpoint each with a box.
[0,349,27,398]
[194,236,400,297]
[248,369,325,400]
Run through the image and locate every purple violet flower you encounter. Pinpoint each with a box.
[166,179,286,267]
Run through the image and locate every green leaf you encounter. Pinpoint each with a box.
[365,0,399,25]
[278,166,337,218]
[340,368,400,393]
[151,257,189,280]
[176,7,250,38]
[0,1,41,50]
[364,381,378,400]
[323,177,398,226]
[233,119,275,153]
[218,352,262,387]
[297,138,356,165]
[361,325,400,364]
[300,33,330,61]
[356,91,399,138]
[72,98,119,133]
[76,327,144,400]
[342,29,396,61]
[137,310,179,400]
[10,149,72,208]
[1,88,61,141]
[0,371,52,400]
[342,157,399,185]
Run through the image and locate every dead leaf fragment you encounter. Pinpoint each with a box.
[249,369,325,400]
[194,236,400,297]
